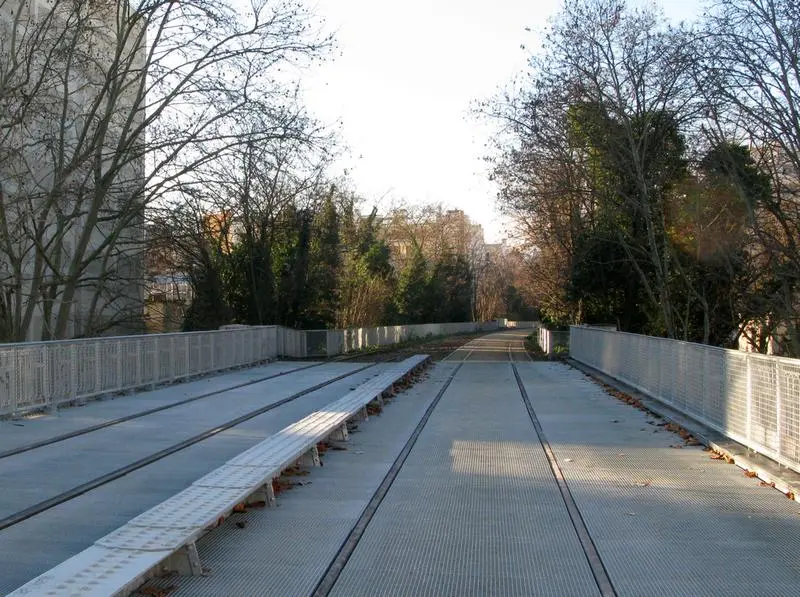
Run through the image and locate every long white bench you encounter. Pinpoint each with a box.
[8,354,430,597]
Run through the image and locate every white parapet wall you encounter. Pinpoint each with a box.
[0,320,499,416]
[570,325,800,474]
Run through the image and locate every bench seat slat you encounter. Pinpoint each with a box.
[7,546,169,597]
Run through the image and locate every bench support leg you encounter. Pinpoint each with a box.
[247,483,276,507]
[164,542,203,576]
[330,423,349,442]
[299,445,320,468]
[358,406,369,421]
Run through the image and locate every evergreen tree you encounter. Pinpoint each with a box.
[395,247,430,324]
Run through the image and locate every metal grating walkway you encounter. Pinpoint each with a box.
[330,362,600,597]
[81,330,800,596]
[516,363,800,596]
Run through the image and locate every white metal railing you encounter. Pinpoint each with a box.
[570,325,800,474]
[0,320,499,416]
[502,319,538,329]
[1,326,280,416]
[538,327,569,356]
[500,320,569,356]
[340,321,499,354]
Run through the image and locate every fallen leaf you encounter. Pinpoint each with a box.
[564,458,574,463]
[744,470,758,478]
[759,481,776,488]
[283,468,310,477]
[235,521,247,529]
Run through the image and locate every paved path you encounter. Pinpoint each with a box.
[140,329,800,597]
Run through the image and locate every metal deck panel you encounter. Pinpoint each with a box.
[0,363,371,521]
[444,329,531,362]
[517,362,800,596]
[0,364,390,594]
[0,361,312,453]
[140,363,460,596]
[330,362,600,597]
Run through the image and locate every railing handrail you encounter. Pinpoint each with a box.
[0,321,497,417]
[570,324,800,366]
[0,325,280,349]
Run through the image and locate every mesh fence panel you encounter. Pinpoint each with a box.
[570,326,800,473]
[0,327,280,416]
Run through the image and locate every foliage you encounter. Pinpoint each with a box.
[483,0,800,355]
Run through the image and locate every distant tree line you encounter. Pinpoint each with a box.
[484,0,800,355]
[150,187,534,331]
[0,0,535,342]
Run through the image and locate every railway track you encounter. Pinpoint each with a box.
[309,333,617,597]
[0,359,357,460]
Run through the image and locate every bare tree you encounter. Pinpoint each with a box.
[149,107,336,328]
[0,0,330,340]
[485,0,706,334]
[701,0,800,354]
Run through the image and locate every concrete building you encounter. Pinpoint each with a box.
[0,0,146,341]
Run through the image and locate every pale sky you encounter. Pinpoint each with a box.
[303,0,703,243]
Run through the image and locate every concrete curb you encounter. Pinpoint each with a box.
[567,358,800,504]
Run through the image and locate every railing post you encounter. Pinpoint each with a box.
[42,344,51,412]
[95,341,102,393]
[116,340,123,391]
[154,335,160,387]
[775,360,782,458]
[210,332,215,372]
[745,354,752,442]
[11,346,19,416]
[170,336,176,381]
[70,342,77,401]
[136,339,142,387]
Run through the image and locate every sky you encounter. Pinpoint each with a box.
[302,0,703,243]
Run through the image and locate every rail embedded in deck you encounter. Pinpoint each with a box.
[6,354,430,597]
